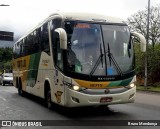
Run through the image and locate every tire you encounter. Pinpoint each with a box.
[18,86,22,96]
[2,81,5,86]
[46,90,53,110]
[18,79,24,96]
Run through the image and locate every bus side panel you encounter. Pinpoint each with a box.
[25,52,41,95]
[52,70,65,106]
[13,55,30,91]
[34,52,53,98]
[35,52,65,106]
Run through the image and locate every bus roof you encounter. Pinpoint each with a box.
[15,12,126,44]
[50,12,126,24]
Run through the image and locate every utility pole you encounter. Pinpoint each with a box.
[144,0,150,89]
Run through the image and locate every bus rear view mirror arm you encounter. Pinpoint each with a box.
[131,32,146,52]
[55,28,67,50]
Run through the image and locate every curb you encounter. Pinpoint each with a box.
[137,89,160,94]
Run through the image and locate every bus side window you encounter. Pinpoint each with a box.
[56,40,64,71]
[14,41,21,58]
[23,38,28,56]
[41,23,50,55]
[24,37,31,55]
[33,29,41,53]
[27,33,35,55]
[20,41,24,56]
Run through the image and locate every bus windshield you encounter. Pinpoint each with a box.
[65,21,134,76]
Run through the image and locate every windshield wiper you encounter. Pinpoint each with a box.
[100,43,104,68]
[90,44,103,75]
[89,43,124,76]
[107,43,123,76]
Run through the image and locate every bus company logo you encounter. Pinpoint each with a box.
[55,91,63,103]
[98,77,115,81]
[42,59,50,66]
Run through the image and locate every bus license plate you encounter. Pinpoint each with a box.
[100,97,112,103]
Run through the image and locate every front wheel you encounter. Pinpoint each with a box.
[46,90,53,110]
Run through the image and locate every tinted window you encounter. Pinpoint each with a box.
[14,22,50,58]
[41,23,50,55]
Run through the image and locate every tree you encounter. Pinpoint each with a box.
[147,44,160,83]
[127,5,160,48]
[0,47,13,73]
[128,5,160,85]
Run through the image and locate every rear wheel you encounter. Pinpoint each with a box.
[18,86,23,96]
[18,79,24,96]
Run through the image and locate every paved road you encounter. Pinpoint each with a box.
[0,85,160,129]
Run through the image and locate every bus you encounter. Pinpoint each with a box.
[13,12,146,109]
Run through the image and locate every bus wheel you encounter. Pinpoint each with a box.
[2,81,5,86]
[18,87,23,96]
[46,90,53,109]
[18,79,23,96]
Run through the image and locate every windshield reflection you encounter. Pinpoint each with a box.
[65,21,134,76]
[102,25,134,74]
[65,22,105,75]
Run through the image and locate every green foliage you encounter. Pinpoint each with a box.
[147,44,160,83]
[4,61,12,70]
[128,4,160,85]
[134,43,160,85]
[134,44,144,84]
[0,47,13,72]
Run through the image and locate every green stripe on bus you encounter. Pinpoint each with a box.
[27,52,41,83]
[108,77,133,87]
[108,80,122,87]
[120,77,133,86]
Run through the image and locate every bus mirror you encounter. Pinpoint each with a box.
[131,32,146,52]
[55,28,67,50]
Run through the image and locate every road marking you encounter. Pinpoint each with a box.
[0,95,7,101]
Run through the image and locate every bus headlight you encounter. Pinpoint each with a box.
[130,83,135,88]
[64,81,84,91]
[125,83,136,89]
[64,82,81,91]
[73,85,80,91]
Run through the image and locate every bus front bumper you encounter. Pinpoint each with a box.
[64,86,136,107]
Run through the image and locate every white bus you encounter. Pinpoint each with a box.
[13,12,146,109]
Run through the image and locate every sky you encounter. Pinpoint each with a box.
[0,0,160,39]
